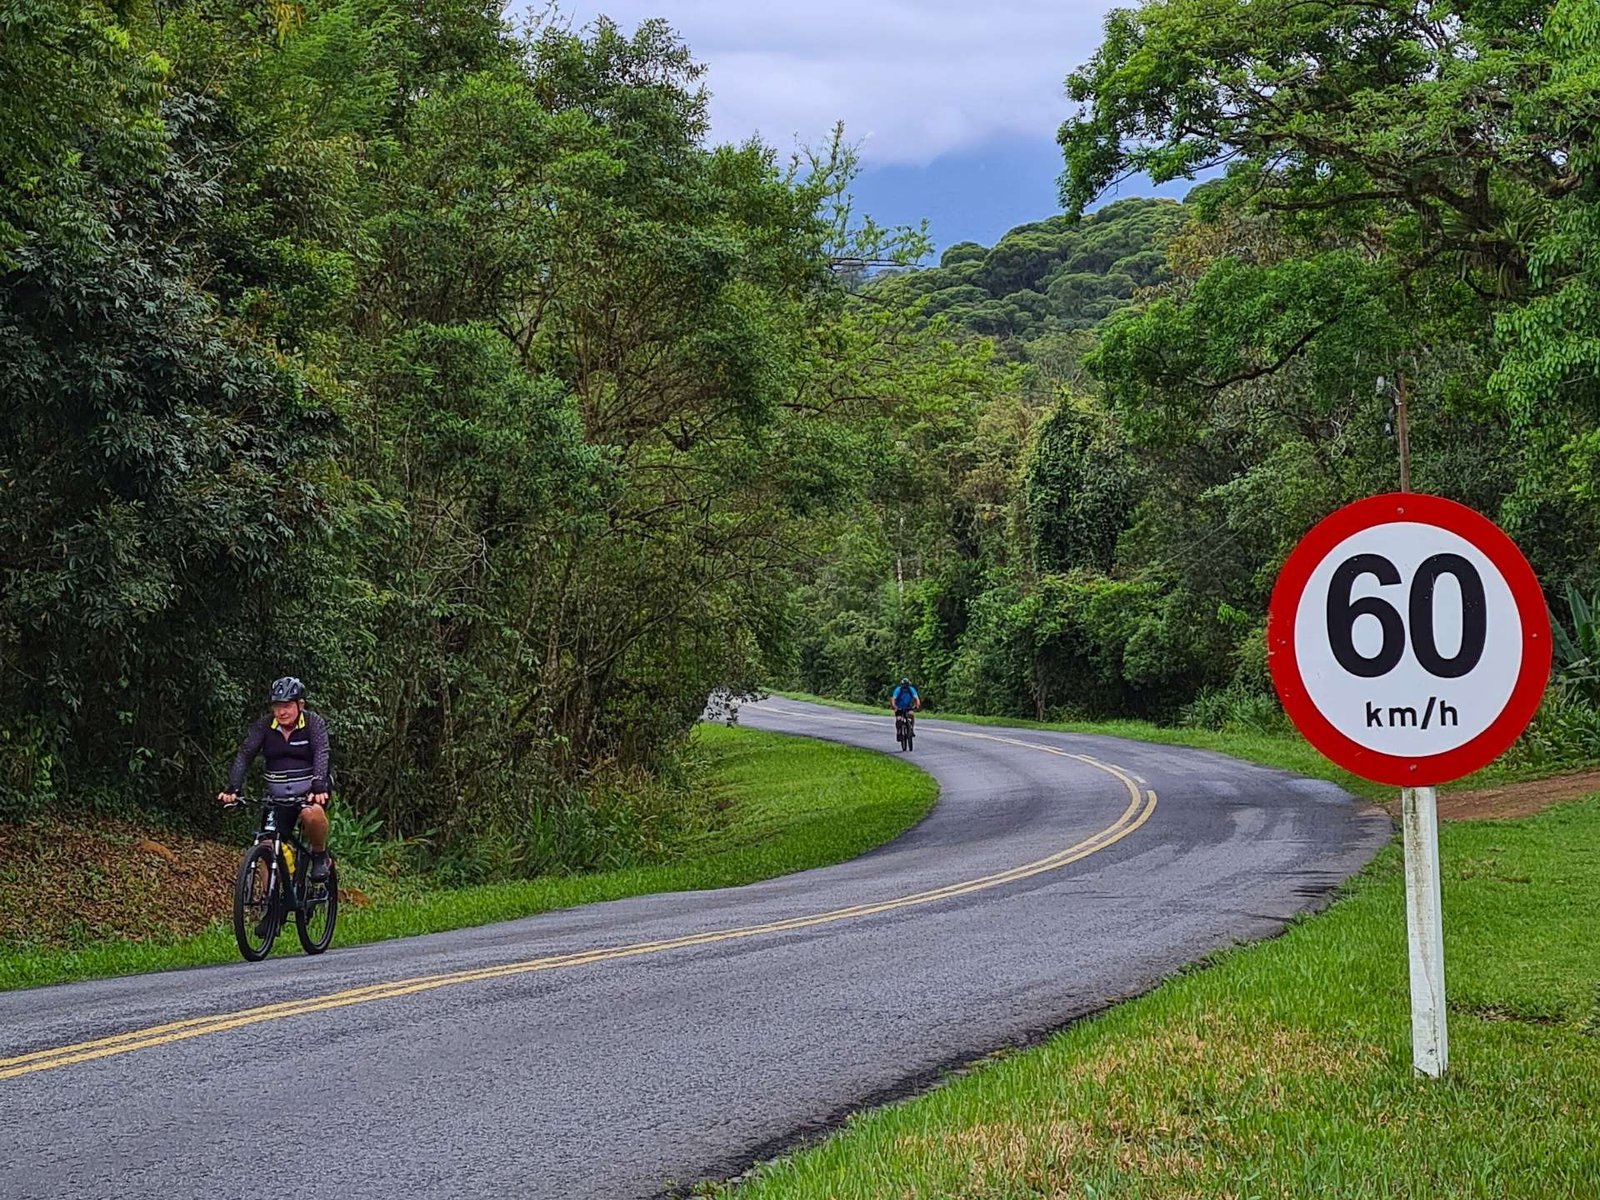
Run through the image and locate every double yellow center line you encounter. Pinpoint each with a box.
[1,717,1156,1082]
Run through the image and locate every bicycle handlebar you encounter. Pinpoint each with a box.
[221,795,316,811]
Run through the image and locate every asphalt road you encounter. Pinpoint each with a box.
[2,699,1390,1199]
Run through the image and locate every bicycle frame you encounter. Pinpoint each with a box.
[894,710,915,743]
[251,802,323,916]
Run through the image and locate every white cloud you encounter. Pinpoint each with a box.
[543,1,1115,165]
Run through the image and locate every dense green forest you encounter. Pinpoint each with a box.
[5,0,1600,872]
[0,0,962,870]
[787,0,1600,763]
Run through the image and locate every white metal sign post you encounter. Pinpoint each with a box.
[1268,494,1550,1078]
[1401,782,1447,1074]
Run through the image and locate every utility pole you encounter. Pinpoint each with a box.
[1379,371,1415,494]
[1396,372,1412,494]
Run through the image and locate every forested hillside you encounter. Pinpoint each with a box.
[788,0,1600,763]
[0,0,977,870]
[873,198,1185,343]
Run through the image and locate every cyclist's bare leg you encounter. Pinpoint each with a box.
[298,804,329,853]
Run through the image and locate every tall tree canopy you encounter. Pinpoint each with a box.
[0,1,929,859]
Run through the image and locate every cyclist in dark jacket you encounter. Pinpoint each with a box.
[217,677,333,881]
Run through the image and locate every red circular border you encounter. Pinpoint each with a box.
[1267,493,1550,786]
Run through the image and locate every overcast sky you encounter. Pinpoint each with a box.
[545,2,1179,252]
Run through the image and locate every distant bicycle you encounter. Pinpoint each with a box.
[895,710,915,752]
[889,677,920,751]
[223,795,338,961]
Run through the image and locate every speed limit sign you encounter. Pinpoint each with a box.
[1268,494,1550,786]
[1271,493,1550,1078]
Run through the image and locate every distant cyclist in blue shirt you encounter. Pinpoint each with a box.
[889,678,921,716]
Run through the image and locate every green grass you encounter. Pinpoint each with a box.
[725,795,1600,1198]
[772,691,1568,802]
[0,724,937,992]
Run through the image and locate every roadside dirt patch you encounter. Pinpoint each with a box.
[0,819,236,948]
[1376,769,1600,822]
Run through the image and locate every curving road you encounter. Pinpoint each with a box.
[1,699,1389,1199]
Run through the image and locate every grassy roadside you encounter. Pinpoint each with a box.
[771,691,1566,802]
[0,724,936,992]
[724,793,1600,1198]
[712,697,1600,1197]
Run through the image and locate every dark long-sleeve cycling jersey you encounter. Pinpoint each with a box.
[226,710,330,797]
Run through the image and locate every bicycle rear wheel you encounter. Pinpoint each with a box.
[233,843,280,961]
[295,860,338,955]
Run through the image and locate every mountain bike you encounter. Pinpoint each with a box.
[223,796,338,962]
[895,709,915,752]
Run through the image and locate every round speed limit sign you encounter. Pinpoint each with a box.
[1268,494,1550,786]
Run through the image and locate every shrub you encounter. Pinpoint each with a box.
[1181,684,1285,733]
[1505,684,1600,772]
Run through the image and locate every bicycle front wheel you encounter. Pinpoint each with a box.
[233,843,280,962]
[295,860,338,955]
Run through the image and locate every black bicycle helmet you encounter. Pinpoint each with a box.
[269,676,306,703]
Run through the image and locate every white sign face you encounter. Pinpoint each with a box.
[1292,522,1521,758]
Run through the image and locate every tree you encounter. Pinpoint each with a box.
[0,0,165,265]
[1491,1,1600,566]
[1060,0,1577,295]
[0,92,338,817]
[1024,400,1137,575]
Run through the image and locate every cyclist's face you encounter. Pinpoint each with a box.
[272,699,301,726]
